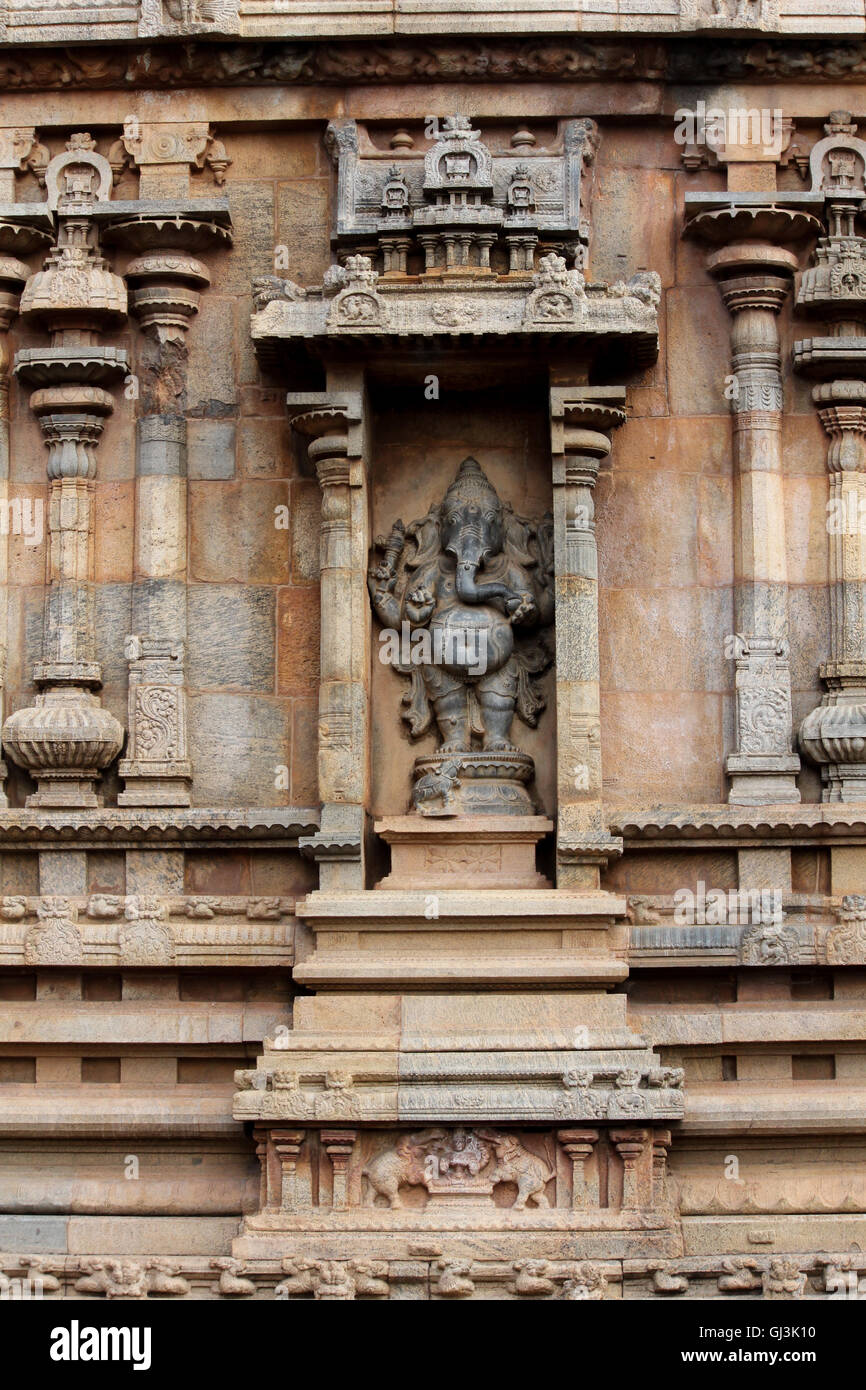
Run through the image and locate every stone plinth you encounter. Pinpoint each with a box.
[232,989,684,1263]
[293,888,626,989]
[375,815,552,890]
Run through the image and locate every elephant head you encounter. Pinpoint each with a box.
[439,457,514,606]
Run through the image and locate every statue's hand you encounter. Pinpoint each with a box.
[368,571,397,609]
[406,586,435,624]
[507,592,537,625]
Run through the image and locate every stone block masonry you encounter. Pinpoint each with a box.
[0,0,864,1306]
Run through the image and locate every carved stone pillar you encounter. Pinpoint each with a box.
[103,120,232,808]
[611,1128,652,1210]
[0,255,30,809]
[3,136,126,806]
[0,129,51,808]
[687,208,819,804]
[291,388,370,889]
[652,1128,672,1206]
[549,387,625,887]
[799,387,866,798]
[272,1129,306,1213]
[557,1127,599,1209]
[252,1126,270,1211]
[321,1129,357,1209]
[795,117,866,800]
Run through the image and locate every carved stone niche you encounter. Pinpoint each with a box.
[251,114,659,886]
[369,456,555,817]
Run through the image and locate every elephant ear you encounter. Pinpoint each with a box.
[502,504,537,568]
[513,629,555,727]
[533,512,555,590]
[404,505,441,572]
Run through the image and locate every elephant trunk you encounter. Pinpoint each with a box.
[454,554,513,606]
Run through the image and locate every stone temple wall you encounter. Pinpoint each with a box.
[0,0,865,1304]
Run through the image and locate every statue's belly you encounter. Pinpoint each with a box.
[429,603,513,677]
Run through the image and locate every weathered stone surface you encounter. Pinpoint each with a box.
[186,585,275,691]
[187,419,236,480]
[0,37,862,1307]
[187,693,290,805]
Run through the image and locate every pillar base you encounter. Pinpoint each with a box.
[118,761,192,807]
[726,755,802,805]
[1,687,125,810]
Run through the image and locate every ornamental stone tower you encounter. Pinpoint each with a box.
[0,0,864,1310]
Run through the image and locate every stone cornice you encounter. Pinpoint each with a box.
[609,803,866,846]
[0,805,319,848]
[4,39,866,92]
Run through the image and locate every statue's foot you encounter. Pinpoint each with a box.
[438,740,466,754]
[483,738,518,753]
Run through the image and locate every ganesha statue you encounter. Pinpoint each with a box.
[369,456,554,814]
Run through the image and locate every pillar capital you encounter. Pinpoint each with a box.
[109,120,230,198]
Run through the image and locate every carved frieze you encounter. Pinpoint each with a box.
[9,40,866,95]
[824,894,866,964]
[362,1128,554,1210]
[0,892,296,967]
[233,1059,685,1124]
[6,1248,863,1300]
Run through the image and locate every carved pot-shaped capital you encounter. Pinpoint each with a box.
[0,255,29,334]
[126,252,210,341]
[19,259,127,332]
[799,699,866,766]
[2,688,125,777]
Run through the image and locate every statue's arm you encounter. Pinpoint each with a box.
[403,564,439,626]
[367,572,401,629]
[502,565,540,624]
